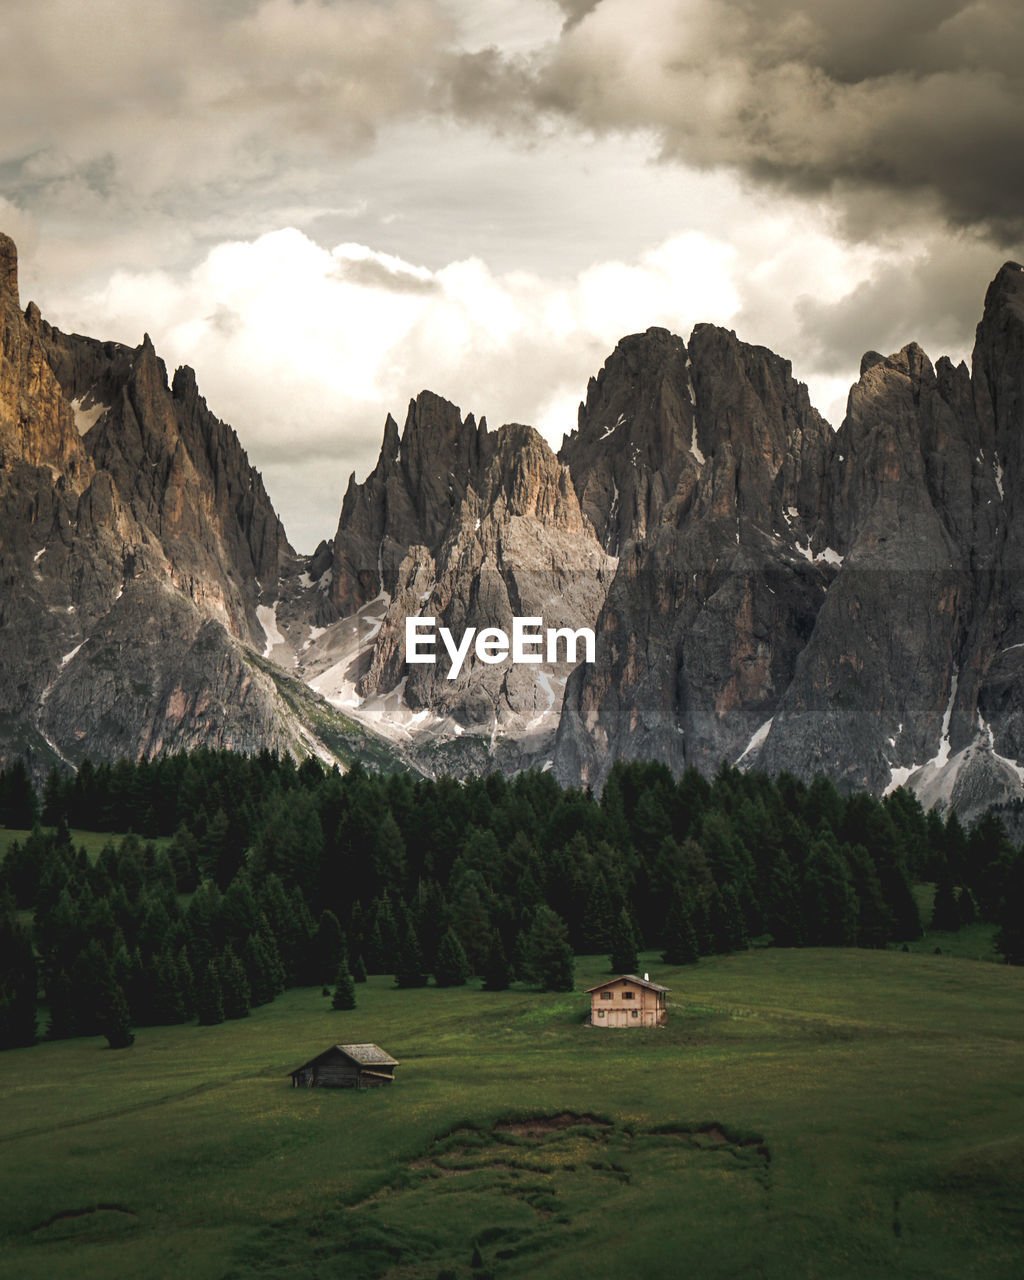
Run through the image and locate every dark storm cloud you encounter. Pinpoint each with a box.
[10,0,1021,249]
[451,0,1024,243]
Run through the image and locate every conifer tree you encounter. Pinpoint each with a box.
[580,874,616,953]
[608,908,638,973]
[394,914,428,989]
[0,907,38,1048]
[101,983,135,1049]
[221,946,251,1019]
[313,909,344,986]
[995,852,1024,965]
[661,888,699,965]
[931,873,961,933]
[482,929,513,991]
[331,955,357,1010]
[843,843,892,949]
[519,906,574,992]
[196,960,225,1026]
[243,934,277,1007]
[434,927,471,987]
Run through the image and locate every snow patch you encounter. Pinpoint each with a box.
[34,547,46,562]
[525,671,566,733]
[884,765,918,796]
[883,673,959,796]
[60,642,84,668]
[598,412,627,441]
[257,603,286,658]
[934,671,958,769]
[690,423,705,466]
[736,717,773,765]
[995,457,1004,500]
[70,396,108,435]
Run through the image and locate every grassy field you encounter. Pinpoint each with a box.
[0,828,173,863]
[1,948,1022,1280]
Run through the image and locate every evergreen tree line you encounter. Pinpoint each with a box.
[3,752,1024,1050]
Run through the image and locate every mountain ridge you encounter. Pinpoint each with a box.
[4,228,1024,822]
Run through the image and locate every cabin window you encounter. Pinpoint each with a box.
[597,1009,605,1017]
[631,1010,639,1018]
[622,991,635,1000]
[600,992,613,1000]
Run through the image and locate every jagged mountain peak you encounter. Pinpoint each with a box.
[0,232,19,303]
[984,260,1024,312]
[0,231,368,777]
[8,229,1024,824]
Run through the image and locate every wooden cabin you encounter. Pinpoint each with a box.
[289,1043,399,1089]
[586,974,669,1028]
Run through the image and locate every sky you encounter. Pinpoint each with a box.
[3,0,1022,551]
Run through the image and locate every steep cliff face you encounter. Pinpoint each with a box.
[34,317,293,643]
[302,264,1024,813]
[291,394,614,772]
[757,344,975,792]
[553,323,833,788]
[554,266,1024,818]
[0,233,142,765]
[0,234,394,775]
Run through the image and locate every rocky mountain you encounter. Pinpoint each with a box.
[282,393,615,775]
[0,232,404,777]
[4,226,1024,822]
[303,262,1024,821]
[554,264,1024,819]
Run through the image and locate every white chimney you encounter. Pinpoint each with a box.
[644,972,649,982]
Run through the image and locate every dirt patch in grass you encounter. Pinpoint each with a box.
[494,1112,611,1137]
[30,1203,138,1242]
[32,1203,137,1232]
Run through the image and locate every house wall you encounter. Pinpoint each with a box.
[590,979,665,1028]
[313,1064,364,1087]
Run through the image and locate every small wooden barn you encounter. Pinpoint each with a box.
[289,1043,399,1089]
[586,974,669,1028]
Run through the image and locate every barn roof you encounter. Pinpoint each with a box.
[288,1043,400,1075]
[585,974,670,995]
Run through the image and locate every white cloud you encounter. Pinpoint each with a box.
[36,212,998,552]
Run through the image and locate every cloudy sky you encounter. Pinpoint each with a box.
[4,0,1022,549]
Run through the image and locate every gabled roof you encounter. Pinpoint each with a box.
[585,974,670,995]
[337,1043,399,1066]
[288,1043,400,1075]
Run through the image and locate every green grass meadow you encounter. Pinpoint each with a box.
[1,948,1022,1280]
[0,829,173,863]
